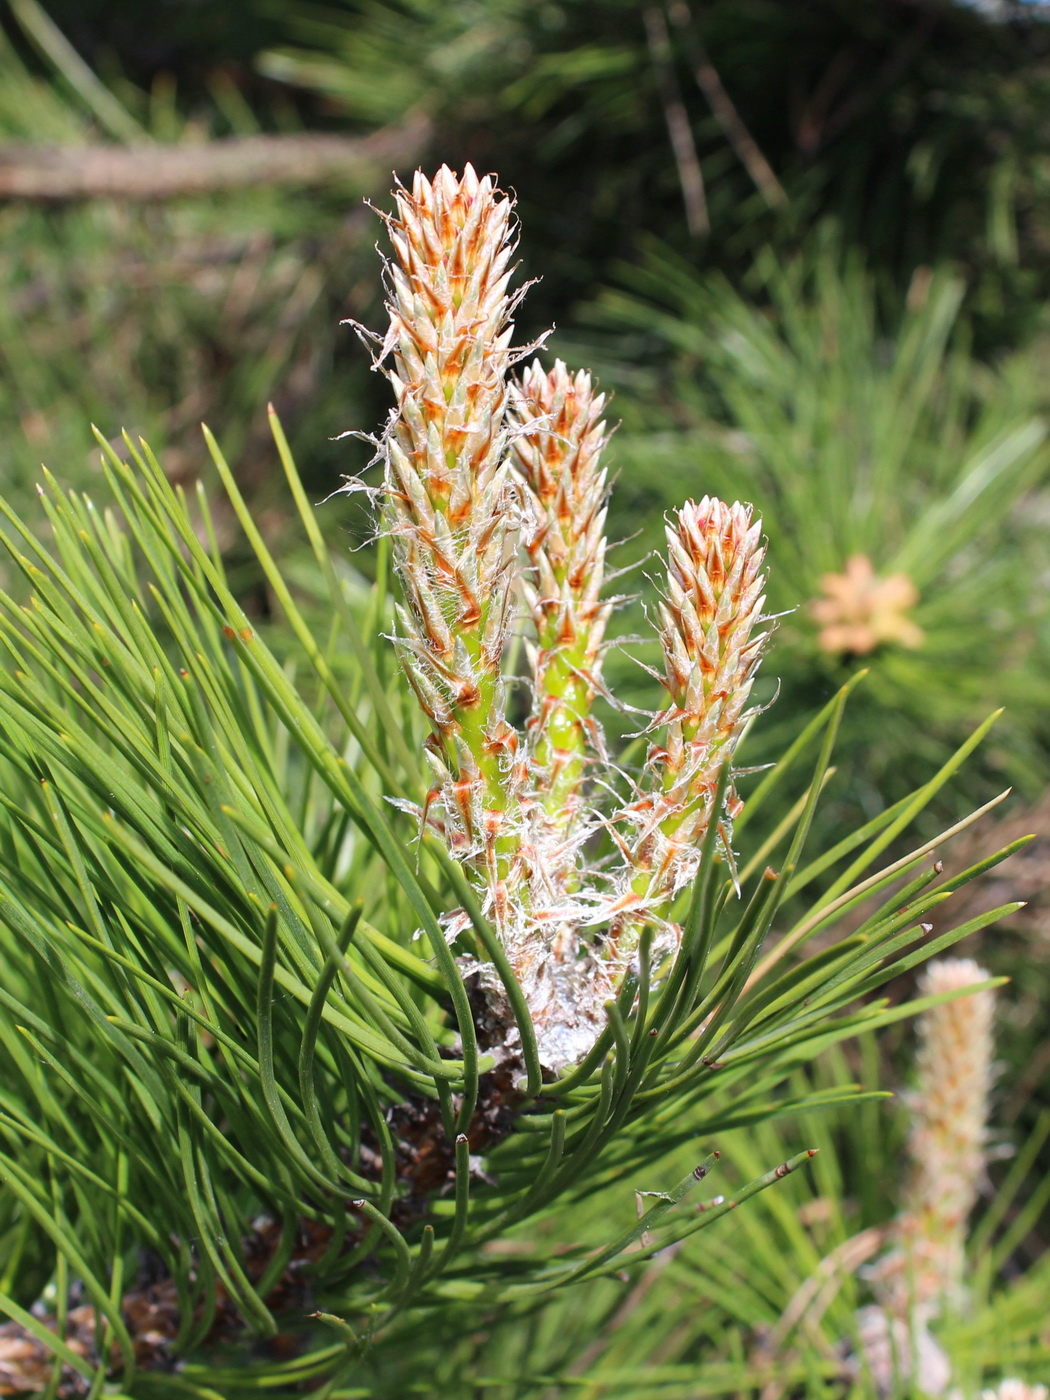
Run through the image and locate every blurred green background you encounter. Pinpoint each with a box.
[1,0,1048,1391]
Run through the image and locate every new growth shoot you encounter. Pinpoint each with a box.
[368,165,770,1069]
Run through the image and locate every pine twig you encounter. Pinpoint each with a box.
[643,5,709,237]
[666,0,788,210]
[0,115,431,201]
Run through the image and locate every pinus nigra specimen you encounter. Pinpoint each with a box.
[0,165,1026,1398]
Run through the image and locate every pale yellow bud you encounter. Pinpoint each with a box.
[871,957,995,1320]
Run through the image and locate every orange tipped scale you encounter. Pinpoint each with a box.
[377,165,525,913]
[511,360,613,858]
[611,497,769,950]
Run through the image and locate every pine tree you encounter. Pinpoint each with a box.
[0,164,1022,1398]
